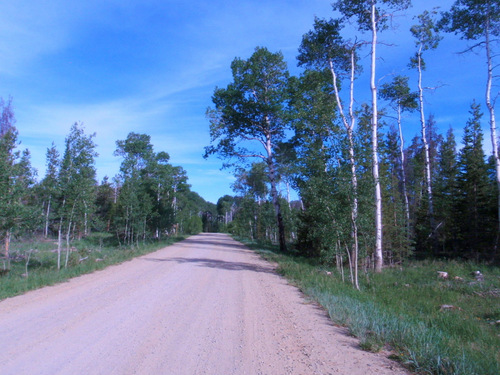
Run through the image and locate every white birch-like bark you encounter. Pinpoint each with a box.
[417,48,434,221]
[484,19,500,229]
[397,104,410,225]
[264,121,287,252]
[57,197,66,270]
[371,3,383,272]
[83,200,88,237]
[328,45,359,289]
[57,225,62,270]
[44,196,51,238]
[65,201,77,268]
[64,220,72,268]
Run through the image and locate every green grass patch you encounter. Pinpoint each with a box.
[241,239,500,375]
[0,233,185,301]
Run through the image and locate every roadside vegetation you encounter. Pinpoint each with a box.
[0,233,185,301]
[1,2,499,373]
[240,239,500,375]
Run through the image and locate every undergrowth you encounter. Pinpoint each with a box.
[0,233,185,301]
[238,238,500,375]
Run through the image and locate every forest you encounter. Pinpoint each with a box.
[0,110,217,272]
[0,0,498,284]
[205,0,500,287]
[1,1,498,373]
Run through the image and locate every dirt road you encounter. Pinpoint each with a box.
[0,233,407,374]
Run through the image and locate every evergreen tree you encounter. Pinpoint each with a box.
[411,115,443,257]
[440,0,500,230]
[434,128,459,257]
[380,75,418,226]
[455,101,495,259]
[332,0,412,272]
[381,126,413,263]
[94,176,115,233]
[410,9,442,230]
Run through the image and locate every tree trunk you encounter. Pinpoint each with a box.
[264,117,287,253]
[269,165,287,253]
[485,20,500,242]
[349,132,360,290]
[83,200,88,237]
[417,49,435,226]
[397,104,411,226]
[44,196,51,238]
[57,223,62,270]
[371,3,383,272]
[329,47,360,289]
[65,220,72,268]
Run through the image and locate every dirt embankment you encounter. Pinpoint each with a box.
[0,233,408,374]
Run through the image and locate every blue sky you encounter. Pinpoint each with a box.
[0,0,494,204]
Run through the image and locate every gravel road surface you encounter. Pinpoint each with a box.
[0,233,407,374]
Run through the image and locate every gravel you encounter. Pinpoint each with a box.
[0,233,408,375]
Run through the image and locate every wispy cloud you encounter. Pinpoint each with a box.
[1,0,492,203]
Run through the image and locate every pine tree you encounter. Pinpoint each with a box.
[380,75,418,227]
[434,128,459,257]
[455,101,495,259]
[440,0,500,235]
[332,0,412,272]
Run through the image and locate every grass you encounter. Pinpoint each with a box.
[238,238,500,375]
[0,233,185,301]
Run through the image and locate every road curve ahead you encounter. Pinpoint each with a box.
[0,233,407,375]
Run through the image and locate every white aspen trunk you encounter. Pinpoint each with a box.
[397,104,411,225]
[57,224,62,270]
[64,220,72,268]
[44,196,51,238]
[417,49,434,221]
[268,156,286,251]
[329,47,360,289]
[57,197,66,271]
[156,182,161,239]
[345,243,354,286]
[64,200,77,268]
[349,132,359,289]
[348,50,359,290]
[485,20,500,230]
[264,118,287,253]
[371,3,383,272]
[83,200,88,237]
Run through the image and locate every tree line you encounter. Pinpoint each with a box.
[0,102,216,270]
[206,0,499,287]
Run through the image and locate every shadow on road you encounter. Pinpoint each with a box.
[180,237,249,251]
[142,256,275,274]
